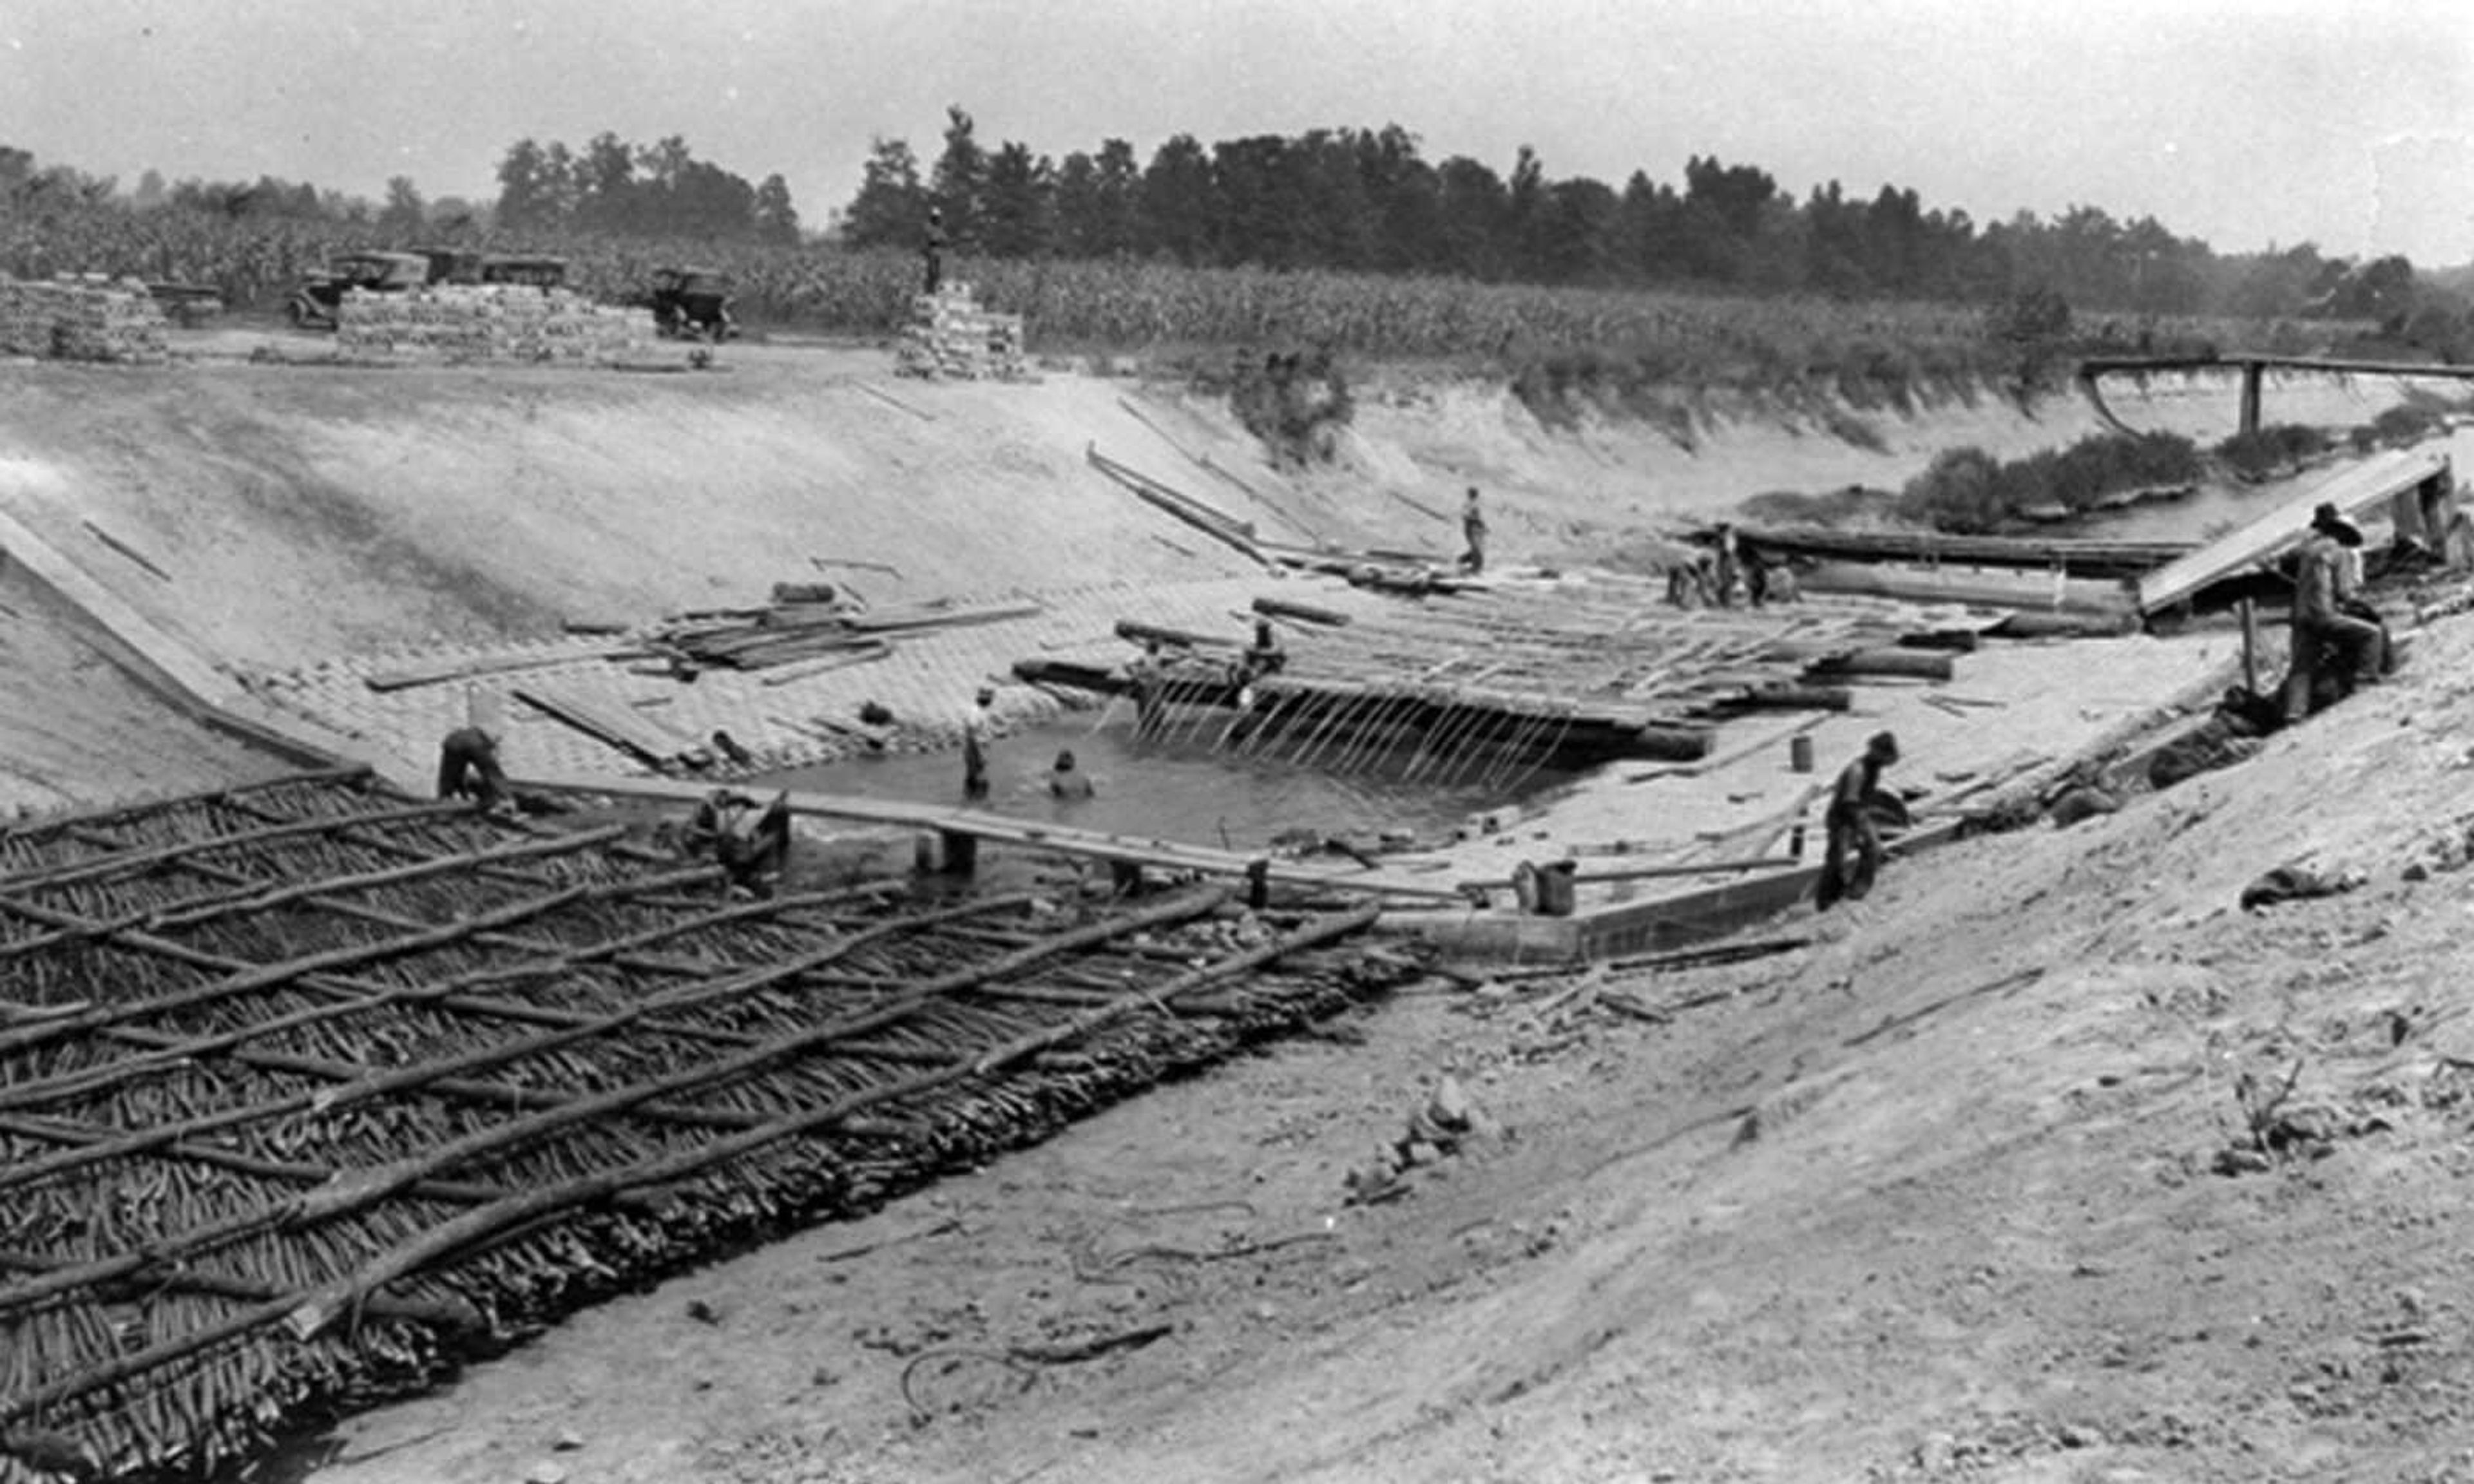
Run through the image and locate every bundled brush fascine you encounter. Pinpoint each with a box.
[0,274,170,363]
[336,285,657,363]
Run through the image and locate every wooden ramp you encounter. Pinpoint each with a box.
[2135,449,2450,614]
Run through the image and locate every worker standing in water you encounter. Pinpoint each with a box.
[1048,749,1095,801]
[962,686,995,800]
[1459,487,1489,574]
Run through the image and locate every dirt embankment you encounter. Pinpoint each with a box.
[0,341,2415,687]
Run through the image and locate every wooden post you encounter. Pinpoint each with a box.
[916,830,978,877]
[2238,598,2259,695]
[2238,361,2264,436]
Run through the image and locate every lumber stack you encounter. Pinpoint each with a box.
[336,285,655,363]
[0,274,170,362]
[894,281,1027,381]
[648,589,1042,672]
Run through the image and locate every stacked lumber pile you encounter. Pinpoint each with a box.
[0,770,1408,1483]
[894,281,1027,381]
[336,286,654,363]
[0,274,170,362]
[647,584,1040,678]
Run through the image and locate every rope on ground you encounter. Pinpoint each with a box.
[900,1320,1176,1425]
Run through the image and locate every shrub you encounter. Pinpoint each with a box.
[1895,432,2201,531]
[2217,423,2330,479]
[1222,345,1352,465]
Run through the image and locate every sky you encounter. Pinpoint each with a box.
[2,0,2470,265]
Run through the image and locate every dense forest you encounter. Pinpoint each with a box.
[4,116,2468,365]
[837,108,2456,336]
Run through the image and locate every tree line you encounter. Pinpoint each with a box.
[493,135,799,243]
[839,108,2444,328]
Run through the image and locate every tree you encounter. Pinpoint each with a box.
[377,175,426,238]
[1051,151,1102,256]
[1138,134,1213,264]
[132,168,166,209]
[843,135,925,249]
[754,173,800,245]
[931,106,987,251]
[1433,155,1506,280]
[980,142,1053,257]
[1090,138,1142,257]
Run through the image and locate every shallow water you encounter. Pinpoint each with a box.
[764,715,1577,852]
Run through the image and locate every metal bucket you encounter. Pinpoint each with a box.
[1790,733,1815,773]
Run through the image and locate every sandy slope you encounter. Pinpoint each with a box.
[0,338,2433,685]
[315,594,2474,1484]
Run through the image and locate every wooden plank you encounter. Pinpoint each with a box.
[2135,448,2449,613]
[512,685,701,768]
[510,768,1472,902]
[1800,560,2138,617]
[365,647,628,693]
[839,600,1042,634]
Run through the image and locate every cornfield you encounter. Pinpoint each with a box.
[2,202,2283,390]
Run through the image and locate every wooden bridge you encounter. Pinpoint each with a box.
[2076,354,2474,436]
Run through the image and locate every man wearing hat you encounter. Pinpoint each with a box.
[1817,730,1900,911]
[2286,502,2384,721]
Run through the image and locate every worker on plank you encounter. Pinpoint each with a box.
[1816,730,1900,911]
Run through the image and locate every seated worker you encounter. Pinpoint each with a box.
[436,725,512,812]
[1234,619,1287,687]
[685,788,793,894]
[2284,502,2387,721]
[1048,748,1096,800]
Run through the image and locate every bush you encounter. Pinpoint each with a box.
[1222,345,1352,465]
[2216,423,2330,479]
[1895,432,2201,532]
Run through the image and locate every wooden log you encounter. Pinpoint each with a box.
[1627,725,1714,762]
[1252,595,1353,627]
[1799,558,2138,617]
[1988,609,2140,639]
[1727,684,1854,712]
[1807,647,1957,681]
[1115,618,1243,652]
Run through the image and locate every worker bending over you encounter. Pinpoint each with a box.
[1817,730,1900,911]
